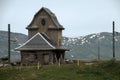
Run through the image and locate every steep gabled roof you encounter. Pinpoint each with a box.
[26,7,64,30]
[15,33,57,51]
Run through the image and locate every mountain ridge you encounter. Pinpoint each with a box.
[63,32,120,60]
[0,31,120,62]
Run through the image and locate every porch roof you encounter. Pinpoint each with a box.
[15,33,56,51]
[15,33,68,51]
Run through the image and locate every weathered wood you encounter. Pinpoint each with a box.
[8,24,10,64]
[16,7,67,65]
[112,21,115,59]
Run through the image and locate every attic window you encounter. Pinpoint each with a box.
[41,18,46,26]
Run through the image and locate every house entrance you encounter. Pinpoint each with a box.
[43,54,49,64]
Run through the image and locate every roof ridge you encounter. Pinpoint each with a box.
[15,32,56,50]
[15,33,39,50]
[41,33,58,47]
[38,33,56,49]
[26,7,64,30]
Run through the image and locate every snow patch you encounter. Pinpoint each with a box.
[99,36,105,40]
[90,34,96,39]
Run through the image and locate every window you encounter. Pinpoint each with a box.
[41,18,46,26]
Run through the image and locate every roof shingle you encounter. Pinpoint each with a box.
[15,33,56,51]
[26,7,64,30]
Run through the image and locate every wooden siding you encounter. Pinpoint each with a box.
[18,7,66,65]
[27,9,62,47]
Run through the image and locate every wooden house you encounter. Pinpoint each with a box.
[15,7,68,65]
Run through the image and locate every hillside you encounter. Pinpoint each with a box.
[0,31,27,61]
[0,61,120,80]
[0,31,120,61]
[63,32,120,60]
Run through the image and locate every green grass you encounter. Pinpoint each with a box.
[0,60,120,80]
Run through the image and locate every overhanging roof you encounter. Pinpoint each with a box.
[15,33,56,51]
[15,33,68,51]
[26,7,64,30]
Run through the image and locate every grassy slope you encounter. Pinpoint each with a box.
[0,61,120,80]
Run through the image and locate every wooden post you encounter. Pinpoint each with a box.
[77,59,79,66]
[112,21,115,60]
[55,54,58,64]
[98,39,100,60]
[8,24,11,64]
[37,61,40,70]
[61,53,65,64]
[58,58,60,67]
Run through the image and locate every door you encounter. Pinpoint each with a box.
[43,54,49,64]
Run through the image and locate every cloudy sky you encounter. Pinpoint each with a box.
[0,0,120,37]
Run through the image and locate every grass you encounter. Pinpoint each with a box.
[0,60,120,80]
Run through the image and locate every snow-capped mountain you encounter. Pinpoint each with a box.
[63,32,120,60]
[0,31,120,61]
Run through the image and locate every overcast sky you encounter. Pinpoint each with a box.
[0,0,120,37]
